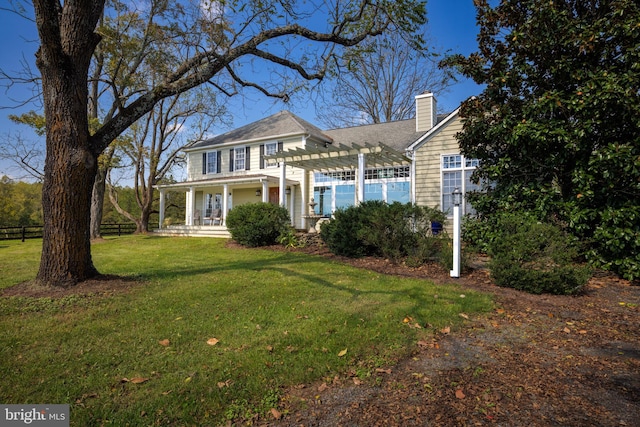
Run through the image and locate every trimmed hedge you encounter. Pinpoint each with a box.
[225,202,291,247]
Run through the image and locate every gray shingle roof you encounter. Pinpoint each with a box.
[190,110,333,150]
[324,119,427,152]
[190,110,451,152]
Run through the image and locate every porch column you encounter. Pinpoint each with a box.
[301,171,308,230]
[279,162,286,206]
[158,188,166,229]
[223,184,229,225]
[289,186,295,226]
[261,181,268,203]
[185,187,192,225]
[189,186,196,225]
[357,153,365,205]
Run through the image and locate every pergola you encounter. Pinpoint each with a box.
[264,142,410,172]
[264,141,411,210]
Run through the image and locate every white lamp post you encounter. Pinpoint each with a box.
[450,187,462,278]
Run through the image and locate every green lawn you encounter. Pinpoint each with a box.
[0,236,493,425]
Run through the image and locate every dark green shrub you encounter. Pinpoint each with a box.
[320,201,447,262]
[225,203,291,247]
[319,201,383,257]
[488,214,592,295]
[406,236,445,268]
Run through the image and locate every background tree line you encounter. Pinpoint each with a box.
[0,175,184,228]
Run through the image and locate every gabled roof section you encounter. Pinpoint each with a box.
[189,110,333,150]
[407,108,461,151]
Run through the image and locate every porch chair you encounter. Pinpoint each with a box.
[193,209,201,225]
[207,208,222,225]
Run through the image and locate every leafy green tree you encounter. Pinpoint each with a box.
[12,0,427,287]
[0,177,43,227]
[444,0,640,280]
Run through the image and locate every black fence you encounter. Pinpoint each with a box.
[0,223,159,242]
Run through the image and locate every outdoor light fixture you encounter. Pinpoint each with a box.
[285,187,291,195]
[452,187,462,207]
[255,189,261,197]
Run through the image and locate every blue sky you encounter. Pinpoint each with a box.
[0,1,483,179]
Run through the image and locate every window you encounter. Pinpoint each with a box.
[364,183,384,201]
[264,142,278,168]
[234,147,246,170]
[230,146,250,171]
[387,182,410,204]
[202,151,219,174]
[442,154,479,215]
[204,193,222,218]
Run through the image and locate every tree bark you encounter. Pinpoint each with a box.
[34,0,105,287]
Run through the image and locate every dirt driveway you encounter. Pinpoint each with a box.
[268,251,640,427]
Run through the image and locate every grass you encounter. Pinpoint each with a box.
[0,236,493,425]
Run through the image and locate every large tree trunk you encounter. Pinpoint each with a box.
[34,0,105,287]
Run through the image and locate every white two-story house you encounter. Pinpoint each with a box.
[155,92,479,236]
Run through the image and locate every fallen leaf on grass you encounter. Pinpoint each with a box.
[441,326,451,334]
[337,348,348,357]
[318,382,328,392]
[217,380,232,388]
[459,313,469,320]
[455,389,465,399]
[563,327,571,333]
[158,339,170,347]
[270,408,282,420]
[207,338,219,346]
[375,368,392,374]
[121,377,149,384]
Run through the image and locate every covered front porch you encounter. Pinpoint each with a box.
[155,173,300,236]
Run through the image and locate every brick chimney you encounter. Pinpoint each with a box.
[415,92,437,132]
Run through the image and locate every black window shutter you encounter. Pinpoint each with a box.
[229,149,234,172]
[216,151,221,174]
[202,152,207,174]
[259,144,265,169]
[245,146,251,171]
[278,141,283,152]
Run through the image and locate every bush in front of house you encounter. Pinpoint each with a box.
[487,213,592,295]
[226,202,291,247]
[319,200,383,257]
[320,201,448,263]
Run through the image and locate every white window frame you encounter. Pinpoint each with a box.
[206,151,218,174]
[441,154,479,216]
[234,146,246,171]
[264,142,278,168]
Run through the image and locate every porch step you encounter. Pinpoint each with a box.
[153,225,231,238]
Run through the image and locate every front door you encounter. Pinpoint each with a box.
[269,187,279,204]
